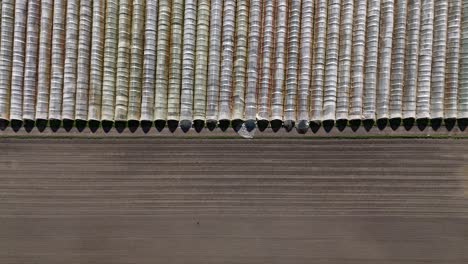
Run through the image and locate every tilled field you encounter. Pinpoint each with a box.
[0,138,467,263]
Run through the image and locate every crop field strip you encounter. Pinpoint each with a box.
[0,1,468,134]
[0,138,467,263]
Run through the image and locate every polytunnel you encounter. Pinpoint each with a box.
[0,0,467,133]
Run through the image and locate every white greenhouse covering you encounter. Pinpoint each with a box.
[0,0,467,133]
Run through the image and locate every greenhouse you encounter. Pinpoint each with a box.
[0,0,467,133]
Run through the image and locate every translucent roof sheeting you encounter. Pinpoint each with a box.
[0,0,467,133]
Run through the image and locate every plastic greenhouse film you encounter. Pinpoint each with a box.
[283,0,301,130]
[231,0,249,122]
[349,0,367,121]
[403,0,420,119]
[244,0,262,124]
[271,0,288,123]
[0,0,14,121]
[363,0,380,121]
[323,0,341,122]
[0,1,1,47]
[192,0,210,123]
[180,0,197,130]
[389,0,407,120]
[458,0,468,118]
[9,0,27,121]
[75,0,93,121]
[336,0,353,121]
[140,0,158,122]
[206,0,222,124]
[36,0,53,121]
[101,0,119,121]
[445,0,461,119]
[376,0,394,121]
[49,0,67,121]
[88,0,106,122]
[217,0,236,124]
[128,0,145,122]
[430,0,448,120]
[114,0,132,121]
[154,0,171,122]
[22,0,40,122]
[416,0,434,120]
[257,0,275,123]
[62,0,80,121]
[297,0,313,129]
[310,0,327,123]
[167,0,184,124]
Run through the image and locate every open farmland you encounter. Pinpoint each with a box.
[0,138,466,264]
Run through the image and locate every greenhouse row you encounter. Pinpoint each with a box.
[0,0,467,133]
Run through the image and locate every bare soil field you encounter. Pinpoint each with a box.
[0,138,467,263]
